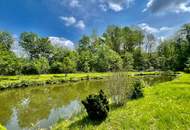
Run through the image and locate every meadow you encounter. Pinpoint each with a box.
[53,73,190,130]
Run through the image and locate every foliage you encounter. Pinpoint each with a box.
[53,73,190,130]
[131,79,144,99]
[94,45,123,72]
[108,72,132,106]
[33,57,50,74]
[0,31,14,50]
[20,32,53,59]
[82,90,109,121]
[122,52,134,71]
[0,45,21,75]
[21,61,38,75]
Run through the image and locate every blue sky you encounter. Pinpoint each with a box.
[0,0,190,47]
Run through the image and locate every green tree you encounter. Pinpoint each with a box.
[50,47,78,73]
[33,57,50,74]
[122,52,134,71]
[0,45,21,75]
[0,31,14,50]
[20,32,53,59]
[94,45,123,72]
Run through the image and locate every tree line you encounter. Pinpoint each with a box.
[0,24,190,75]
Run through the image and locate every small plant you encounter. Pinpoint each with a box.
[82,90,109,121]
[131,79,144,99]
[108,72,132,107]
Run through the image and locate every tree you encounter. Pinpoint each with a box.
[78,50,95,72]
[33,57,50,74]
[122,52,134,71]
[77,35,91,53]
[103,26,123,54]
[0,31,14,50]
[157,40,177,70]
[0,45,21,75]
[94,45,123,72]
[20,32,53,59]
[50,47,78,73]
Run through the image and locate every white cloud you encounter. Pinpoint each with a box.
[60,16,86,30]
[59,16,76,26]
[138,23,177,41]
[108,2,123,12]
[138,23,174,34]
[99,0,134,12]
[69,0,80,8]
[49,37,74,49]
[160,27,172,31]
[138,23,159,33]
[143,0,190,13]
[75,20,86,30]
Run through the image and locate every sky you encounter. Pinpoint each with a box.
[0,0,190,48]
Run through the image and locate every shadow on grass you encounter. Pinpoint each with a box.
[68,116,105,129]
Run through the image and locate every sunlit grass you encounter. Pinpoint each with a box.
[53,73,190,130]
[0,72,158,89]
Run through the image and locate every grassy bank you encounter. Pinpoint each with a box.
[0,72,159,90]
[0,73,112,90]
[53,73,190,130]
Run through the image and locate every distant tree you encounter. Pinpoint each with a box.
[94,45,123,72]
[50,47,78,73]
[0,45,21,75]
[0,31,14,50]
[33,57,50,74]
[157,40,177,70]
[103,26,123,54]
[122,52,134,71]
[77,35,91,53]
[20,32,53,59]
[78,50,95,72]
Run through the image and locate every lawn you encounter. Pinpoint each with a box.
[53,73,190,130]
[0,72,159,90]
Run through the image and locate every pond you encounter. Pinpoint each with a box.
[0,74,175,130]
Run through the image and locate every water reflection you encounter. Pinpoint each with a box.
[0,80,107,130]
[0,75,175,130]
[32,100,82,130]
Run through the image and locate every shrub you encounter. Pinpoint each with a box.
[82,90,109,121]
[131,79,144,99]
[21,62,38,75]
[108,72,132,107]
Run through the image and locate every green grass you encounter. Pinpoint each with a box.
[0,72,111,90]
[0,72,158,90]
[53,73,190,130]
[0,125,6,130]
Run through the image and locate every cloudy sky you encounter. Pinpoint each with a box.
[0,0,190,47]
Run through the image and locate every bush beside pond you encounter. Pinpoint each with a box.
[82,90,109,121]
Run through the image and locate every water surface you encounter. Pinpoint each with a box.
[0,74,175,130]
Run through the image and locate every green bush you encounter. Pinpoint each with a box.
[82,90,109,121]
[131,79,144,99]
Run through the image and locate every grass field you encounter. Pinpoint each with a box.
[53,73,190,130]
[0,72,111,90]
[0,72,159,90]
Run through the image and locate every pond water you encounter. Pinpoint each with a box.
[0,74,175,130]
